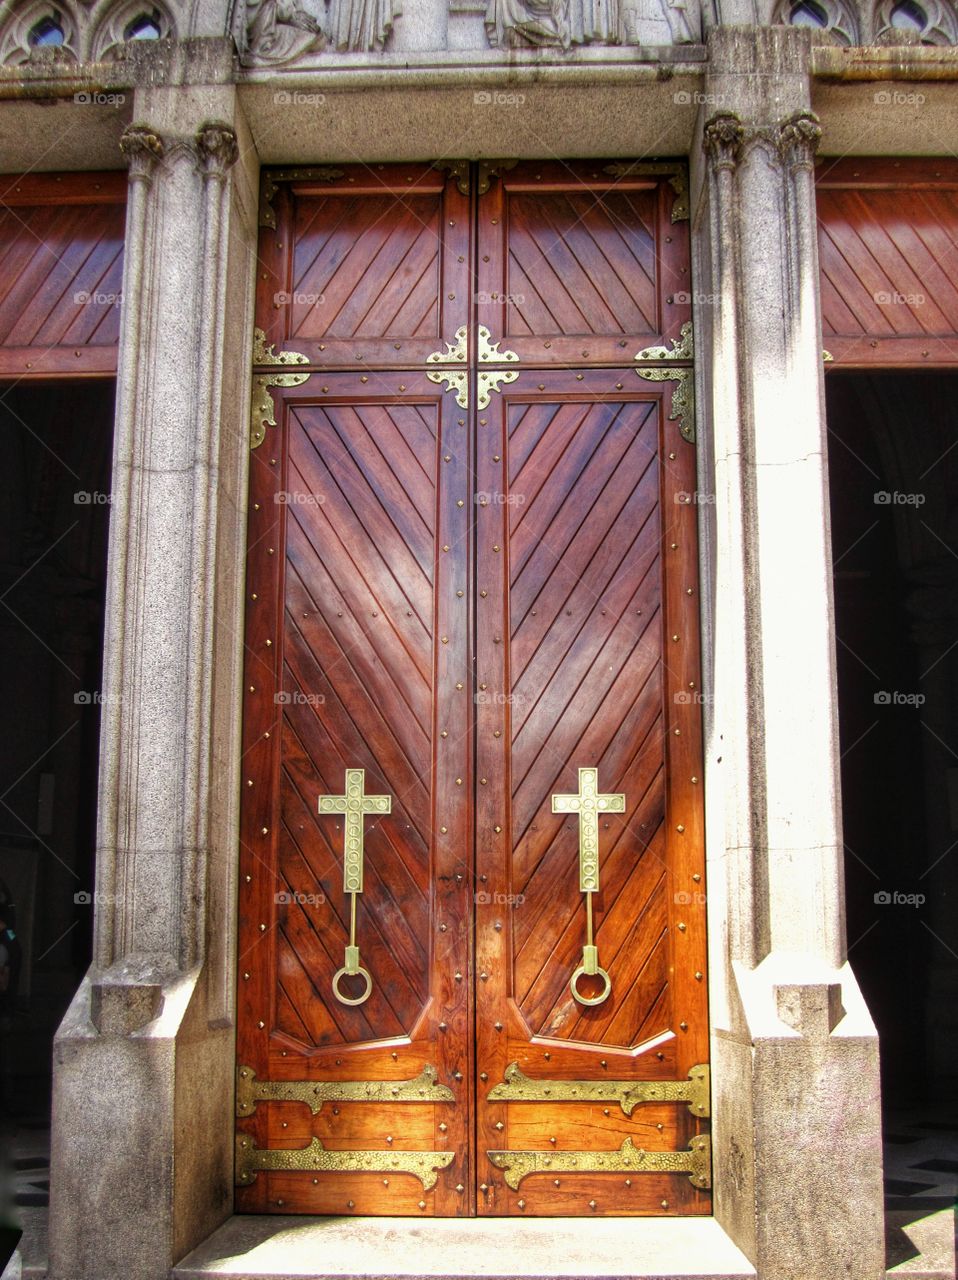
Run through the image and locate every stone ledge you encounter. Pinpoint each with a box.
[173,1215,756,1280]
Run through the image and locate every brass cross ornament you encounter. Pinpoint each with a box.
[319,768,391,1006]
[552,767,625,1006]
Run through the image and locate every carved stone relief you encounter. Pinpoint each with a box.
[483,0,699,46]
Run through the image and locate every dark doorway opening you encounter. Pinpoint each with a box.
[827,371,957,1110]
[0,380,114,1124]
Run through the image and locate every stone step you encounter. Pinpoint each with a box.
[173,1216,757,1280]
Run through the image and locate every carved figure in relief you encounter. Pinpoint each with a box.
[245,0,326,62]
[485,0,698,47]
[330,0,401,49]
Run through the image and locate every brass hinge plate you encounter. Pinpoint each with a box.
[236,1134,455,1190]
[487,1062,710,1118]
[236,1063,454,1117]
[425,324,520,410]
[488,1135,711,1191]
[635,323,695,444]
[250,326,311,450]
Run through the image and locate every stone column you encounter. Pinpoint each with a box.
[691,26,885,1280]
[48,58,259,1280]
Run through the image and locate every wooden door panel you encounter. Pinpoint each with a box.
[0,172,126,376]
[476,161,691,366]
[474,368,708,1216]
[256,164,470,369]
[240,161,706,1219]
[816,157,958,365]
[236,370,474,1216]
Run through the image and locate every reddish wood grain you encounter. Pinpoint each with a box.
[239,163,708,1218]
[0,172,125,374]
[817,158,958,367]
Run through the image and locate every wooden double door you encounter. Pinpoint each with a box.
[236,161,709,1218]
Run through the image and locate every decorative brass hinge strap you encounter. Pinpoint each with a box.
[634,326,695,446]
[477,159,517,195]
[250,327,310,450]
[488,1135,711,1191]
[476,325,519,410]
[236,1064,454,1117]
[433,159,470,196]
[432,159,518,197]
[259,166,345,229]
[602,161,690,223]
[426,323,469,407]
[236,1135,454,1190]
[487,1062,710,1118]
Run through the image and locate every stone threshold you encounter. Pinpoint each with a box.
[173,1215,757,1280]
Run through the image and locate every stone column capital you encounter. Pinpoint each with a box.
[119,123,165,183]
[703,112,744,172]
[778,110,822,173]
[196,121,239,180]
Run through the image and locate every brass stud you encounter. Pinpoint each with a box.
[492,545,500,553]
[439,1021,448,1029]
[480,971,489,981]
[518,1199,526,1210]
[495,1120,503,1130]
[257,1020,265,1028]
[480,1072,488,1082]
[418,1201,426,1210]
[480,1183,489,1192]
[456,1184,464,1193]
[693,873,701,883]
[695,971,703,980]
[493,730,501,738]
[680,1020,688,1030]
[554,1179,561,1186]
[661,1199,669,1209]
[439,1122,448,1132]
[386,1136,393,1144]
[495,1021,503,1031]
[589,1199,597,1210]
[361,376,368,383]
[455,971,463,982]
[494,825,502,833]
[383,1179,389,1186]
[454,1071,463,1080]
[441,730,448,738]
[677,824,685,833]
[550,1137,556,1144]
[440,826,448,834]
[678,922,687,931]
[457,500,464,508]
